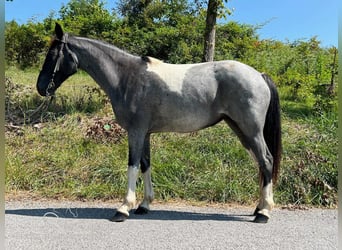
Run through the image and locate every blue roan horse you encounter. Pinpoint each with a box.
[37,23,281,223]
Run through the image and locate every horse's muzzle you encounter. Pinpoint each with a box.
[36,73,53,96]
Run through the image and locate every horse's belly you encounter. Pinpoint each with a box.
[150,108,221,133]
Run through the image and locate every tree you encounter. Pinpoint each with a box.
[215,21,258,61]
[59,0,116,39]
[5,21,47,68]
[202,0,231,62]
[115,0,204,62]
[327,46,337,95]
[117,0,153,27]
[202,0,218,62]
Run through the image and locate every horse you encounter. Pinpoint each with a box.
[37,23,281,223]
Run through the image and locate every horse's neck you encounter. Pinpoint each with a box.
[69,36,139,97]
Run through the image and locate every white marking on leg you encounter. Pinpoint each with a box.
[117,166,139,216]
[257,181,274,218]
[140,168,154,210]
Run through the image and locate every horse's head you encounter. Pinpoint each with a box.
[36,23,78,96]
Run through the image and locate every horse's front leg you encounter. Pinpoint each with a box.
[111,130,146,222]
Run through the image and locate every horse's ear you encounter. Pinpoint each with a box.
[55,22,64,40]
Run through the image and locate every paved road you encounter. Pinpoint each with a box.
[5,200,337,250]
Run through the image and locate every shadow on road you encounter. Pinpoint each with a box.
[6,207,253,222]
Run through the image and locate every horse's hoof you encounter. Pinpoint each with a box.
[253,207,260,216]
[253,213,269,223]
[110,211,128,222]
[134,206,149,215]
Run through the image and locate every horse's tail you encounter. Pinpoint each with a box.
[262,73,282,184]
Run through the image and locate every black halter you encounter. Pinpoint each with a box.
[46,34,78,96]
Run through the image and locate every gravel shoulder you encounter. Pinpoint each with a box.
[5,199,338,250]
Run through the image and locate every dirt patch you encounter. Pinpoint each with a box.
[84,117,126,143]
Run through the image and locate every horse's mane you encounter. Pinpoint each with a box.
[74,36,139,60]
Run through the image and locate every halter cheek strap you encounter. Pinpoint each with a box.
[46,45,64,96]
[67,44,79,66]
[55,34,79,64]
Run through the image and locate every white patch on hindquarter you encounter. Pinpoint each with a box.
[146,57,197,94]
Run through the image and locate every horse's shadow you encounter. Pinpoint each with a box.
[5,207,253,222]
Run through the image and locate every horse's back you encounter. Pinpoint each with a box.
[143,58,270,133]
[146,58,269,98]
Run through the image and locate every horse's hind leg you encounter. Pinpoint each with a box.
[224,118,274,223]
[247,133,274,223]
[135,134,154,215]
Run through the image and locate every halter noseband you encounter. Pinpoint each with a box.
[46,34,78,96]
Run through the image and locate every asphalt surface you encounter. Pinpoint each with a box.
[5,200,338,250]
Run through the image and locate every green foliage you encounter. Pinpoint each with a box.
[242,38,337,114]
[5,21,48,68]
[215,21,258,60]
[113,0,206,62]
[59,0,118,39]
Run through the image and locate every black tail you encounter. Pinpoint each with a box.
[262,73,282,184]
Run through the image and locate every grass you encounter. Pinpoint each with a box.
[5,66,338,207]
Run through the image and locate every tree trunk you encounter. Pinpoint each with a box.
[202,0,218,62]
[328,47,337,96]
